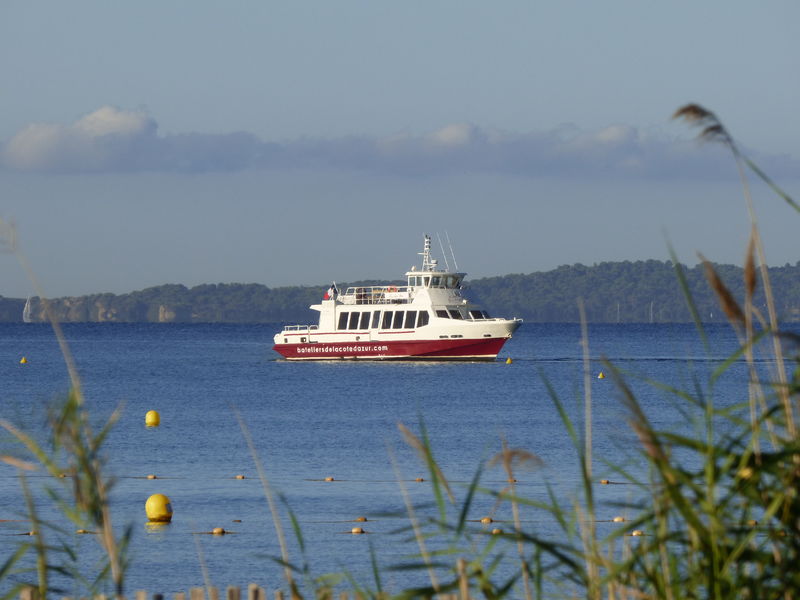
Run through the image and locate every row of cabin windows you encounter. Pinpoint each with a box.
[407,274,462,289]
[337,310,431,331]
[336,308,491,331]
[435,308,491,320]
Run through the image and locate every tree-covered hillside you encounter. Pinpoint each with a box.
[467,260,800,323]
[2,260,799,323]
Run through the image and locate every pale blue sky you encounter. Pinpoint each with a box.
[1,1,798,298]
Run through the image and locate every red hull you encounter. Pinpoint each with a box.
[273,337,509,360]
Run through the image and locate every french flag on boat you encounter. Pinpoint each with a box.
[323,282,338,300]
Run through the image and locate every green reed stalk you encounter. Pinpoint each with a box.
[0,221,127,597]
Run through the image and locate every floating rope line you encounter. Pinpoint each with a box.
[305,518,378,524]
[192,528,237,536]
[120,475,186,479]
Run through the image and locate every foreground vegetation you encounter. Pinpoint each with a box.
[1,104,800,598]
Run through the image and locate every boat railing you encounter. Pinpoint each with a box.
[339,286,410,305]
[282,324,320,333]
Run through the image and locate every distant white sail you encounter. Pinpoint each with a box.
[23,296,32,323]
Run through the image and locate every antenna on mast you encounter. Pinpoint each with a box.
[445,230,458,271]
[419,234,436,271]
[436,233,450,271]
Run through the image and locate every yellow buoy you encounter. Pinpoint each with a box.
[597,372,605,379]
[146,474,157,480]
[631,530,644,537]
[491,528,504,535]
[19,357,28,364]
[505,357,512,364]
[612,516,625,523]
[324,476,335,482]
[145,493,173,523]
[211,527,226,536]
[415,477,425,482]
[351,527,365,534]
[234,474,246,480]
[599,479,610,485]
[354,516,368,522]
[480,517,493,524]
[145,410,160,427]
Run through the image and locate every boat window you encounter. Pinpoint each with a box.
[469,310,483,319]
[337,312,348,330]
[348,312,360,329]
[371,310,381,328]
[482,310,491,319]
[423,276,430,287]
[417,311,429,327]
[446,275,460,288]
[382,311,393,329]
[404,310,417,328]
[392,311,405,329]
[359,312,371,329]
[431,276,441,287]
[408,276,417,287]
[436,309,449,319]
[448,309,463,320]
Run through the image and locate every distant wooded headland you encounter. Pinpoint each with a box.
[2,260,799,323]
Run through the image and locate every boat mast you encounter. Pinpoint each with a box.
[419,234,439,272]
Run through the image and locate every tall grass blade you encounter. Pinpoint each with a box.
[668,241,708,350]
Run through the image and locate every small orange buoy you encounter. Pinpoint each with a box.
[480,517,493,524]
[491,528,503,535]
[234,474,246,480]
[415,477,425,482]
[324,476,335,482]
[631,530,644,537]
[600,479,610,485]
[212,527,226,536]
[354,516,367,522]
[351,527,365,535]
[146,474,157,480]
[612,516,625,523]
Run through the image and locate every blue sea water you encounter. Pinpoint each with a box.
[0,322,794,597]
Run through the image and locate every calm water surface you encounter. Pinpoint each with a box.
[0,322,791,596]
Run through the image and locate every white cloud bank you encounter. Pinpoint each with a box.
[2,106,797,180]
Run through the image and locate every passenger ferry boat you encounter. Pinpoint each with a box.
[273,235,522,360]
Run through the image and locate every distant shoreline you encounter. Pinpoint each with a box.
[2,260,799,323]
